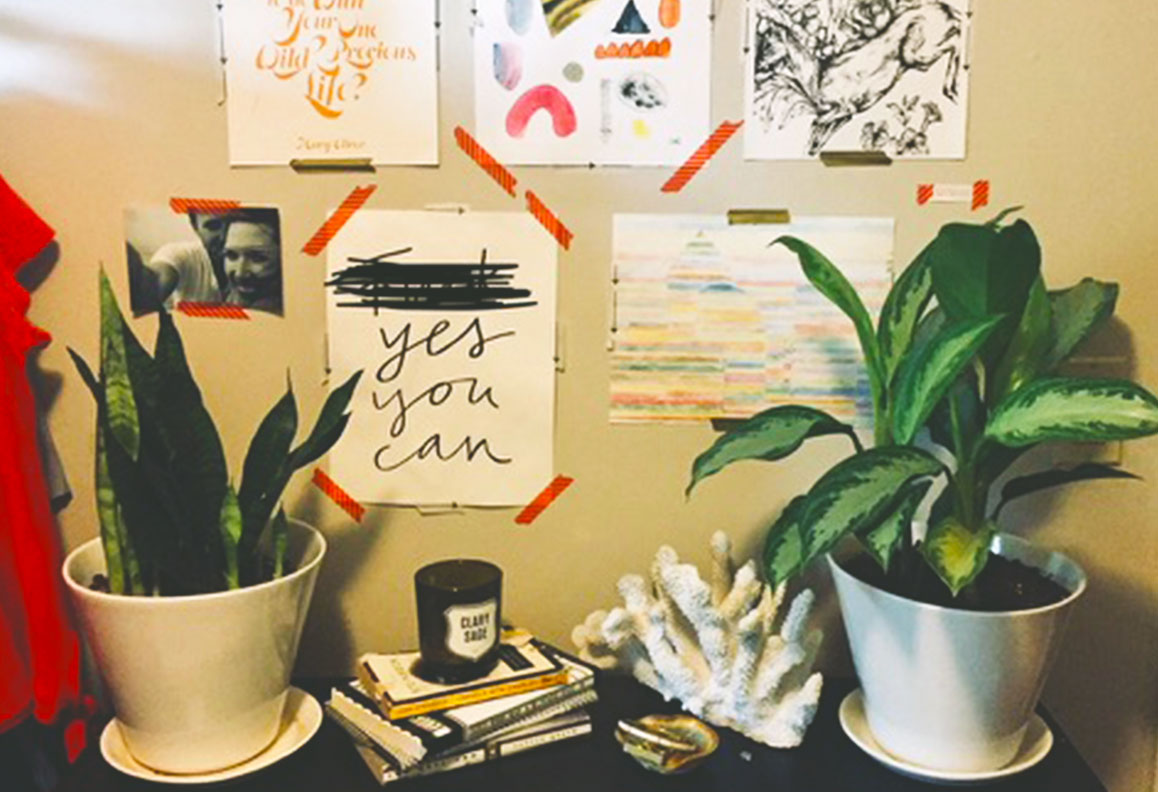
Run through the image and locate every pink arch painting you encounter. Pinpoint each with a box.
[506,84,578,138]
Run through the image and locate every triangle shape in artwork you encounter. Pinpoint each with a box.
[612,0,650,34]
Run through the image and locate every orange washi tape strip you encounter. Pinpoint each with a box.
[916,184,935,205]
[312,468,366,523]
[302,185,377,257]
[525,190,573,250]
[972,180,990,211]
[169,198,242,215]
[176,302,249,320]
[515,475,574,525]
[455,126,518,198]
[661,120,743,193]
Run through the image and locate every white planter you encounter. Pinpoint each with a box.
[62,519,325,774]
[828,534,1085,773]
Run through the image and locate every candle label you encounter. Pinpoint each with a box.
[443,599,498,660]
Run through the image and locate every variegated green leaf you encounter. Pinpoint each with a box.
[984,206,1024,228]
[923,517,994,596]
[219,484,243,589]
[772,236,886,416]
[763,496,806,586]
[987,378,1158,447]
[688,405,858,495]
[99,271,139,461]
[859,480,932,572]
[991,276,1052,403]
[992,463,1140,521]
[929,219,1041,325]
[878,240,934,387]
[891,315,1005,444]
[1045,278,1118,368]
[800,447,943,561]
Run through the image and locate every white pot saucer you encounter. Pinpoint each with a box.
[100,687,322,784]
[838,689,1054,786]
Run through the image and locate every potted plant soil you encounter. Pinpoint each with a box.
[688,213,1158,773]
[62,273,361,774]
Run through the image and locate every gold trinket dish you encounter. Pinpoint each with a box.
[615,714,719,774]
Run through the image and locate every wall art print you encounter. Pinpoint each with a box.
[743,0,970,160]
[222,0,439,165]
[474,0,712,166]
[325,211,557,507]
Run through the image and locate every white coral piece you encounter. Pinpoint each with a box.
[573,531,823,748]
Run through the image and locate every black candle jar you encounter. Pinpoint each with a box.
[414,559,503,684]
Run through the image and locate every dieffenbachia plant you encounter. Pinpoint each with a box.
[69,272,362,596]
[688,213,1158,596]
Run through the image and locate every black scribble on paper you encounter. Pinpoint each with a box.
[751,0,963,155]
[326,247,537,312]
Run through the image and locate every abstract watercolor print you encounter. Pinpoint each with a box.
[476,0,711,166]
[743,0,970,160]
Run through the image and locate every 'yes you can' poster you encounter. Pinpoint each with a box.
[222,0,439,165]
[325,211,558,507]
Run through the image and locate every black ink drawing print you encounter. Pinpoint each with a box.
[744,0,969,160]
[326,247,537,312]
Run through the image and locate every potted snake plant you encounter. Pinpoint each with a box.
[688,212,1158,773]
[62,272,361,774]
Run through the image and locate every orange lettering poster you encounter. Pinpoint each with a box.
[223,0,438,165]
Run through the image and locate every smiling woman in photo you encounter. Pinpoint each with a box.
[222,208,283,313]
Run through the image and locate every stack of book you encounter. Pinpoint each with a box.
[326,635,598,785]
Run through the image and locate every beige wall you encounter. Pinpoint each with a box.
[3,2,1156,789]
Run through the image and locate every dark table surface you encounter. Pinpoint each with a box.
[57,675,1106,791]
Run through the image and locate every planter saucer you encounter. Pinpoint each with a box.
[838,689,1053,786]
[100,687,322,784]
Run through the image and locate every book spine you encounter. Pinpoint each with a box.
[341,681,464,756]
[387,669,570,719]
[329,688,428,766]
[463,678,596,743]
[354,717,592,786]
[493,721,593,757]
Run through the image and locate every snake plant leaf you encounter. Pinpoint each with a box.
[153,310,229,590]
[219,484,243,589]
[99,415,189,594]
[271,506,289,579]
[95,420,126,594]
[763,495,806,586]
[992,463,1141,522]
[878,240,935,387]
[1045,278,1118,368]
[239,381,298,528]
[891,314,1005,445]
[687,405,859,495]
[800,446,943,561]
[68,347,100,398]
[990,276,1052,404]
[923,516,995,596]
[289,369,363,468]
[987,378,1158,447]
[99,272,139,461]
[772,236,886,412]
[859,480,932,572]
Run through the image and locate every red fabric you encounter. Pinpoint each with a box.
[0,173,80,734]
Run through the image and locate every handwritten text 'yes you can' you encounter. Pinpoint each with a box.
[371,318,515,473]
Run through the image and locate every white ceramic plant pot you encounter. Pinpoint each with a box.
[63,519,324,774]
[828,533,1085,773]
